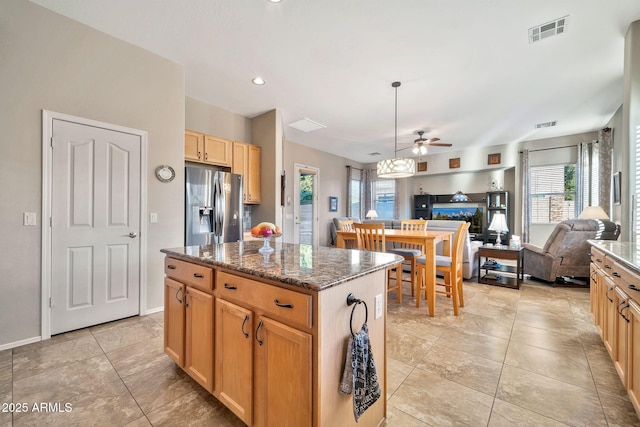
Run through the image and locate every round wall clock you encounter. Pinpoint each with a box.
[155,165,175,182]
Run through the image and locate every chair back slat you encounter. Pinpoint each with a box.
[396,219,428,251]
[353,223,386,252]
[338,220,355,231]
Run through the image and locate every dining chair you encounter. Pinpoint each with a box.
[338,220,357,249]
[415,222,470,315]
[353,223,402,303]
[388,219,427,297]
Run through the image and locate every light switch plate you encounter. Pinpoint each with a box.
[150,213,158,223]
[374,294,383,319]
[24,212,36,226]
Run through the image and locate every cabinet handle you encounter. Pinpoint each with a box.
[242,315,249,338]
[224,283,237,290]
[613,272,621,278]
[205,152,208,160]
[606,287,614,303]
[184,289,190,308]
[248,194,251,201]
[629,284,640,292]
[596,258,603,263]
[193,273,204,279]
[256,321,264,346]
[198,151,201,159]
[175,287,183,304]
[617,300,629,322]
[604,264,611,270]
[274,299,293,309]
[167,264,177,270]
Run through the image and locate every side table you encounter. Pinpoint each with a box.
[477,245,524,289]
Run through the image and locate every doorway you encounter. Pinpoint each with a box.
[293,164,319,246]
[42,111,147,338]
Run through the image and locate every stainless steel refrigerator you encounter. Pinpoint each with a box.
[185,165,243,245]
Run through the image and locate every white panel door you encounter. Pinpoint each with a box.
[50,119,141,334]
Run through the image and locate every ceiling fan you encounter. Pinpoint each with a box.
[399,131,452,155]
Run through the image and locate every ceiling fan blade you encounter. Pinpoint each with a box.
[427,142,453,147]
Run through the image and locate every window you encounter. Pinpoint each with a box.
[635,125,640,240]
[371,179,396,219]
[530,163,576,223]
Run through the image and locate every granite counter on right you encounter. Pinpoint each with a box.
[588,239,640,418]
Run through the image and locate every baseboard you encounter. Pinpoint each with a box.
[0,335,42,351]
[144,305,164,315]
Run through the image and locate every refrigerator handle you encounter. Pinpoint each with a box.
[213,178,220,236]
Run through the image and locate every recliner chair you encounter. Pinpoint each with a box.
[522,219,620,283]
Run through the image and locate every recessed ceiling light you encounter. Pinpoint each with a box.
[268,0,282,3]
[252,77,265,85]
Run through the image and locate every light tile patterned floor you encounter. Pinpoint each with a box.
[1,279,639,426]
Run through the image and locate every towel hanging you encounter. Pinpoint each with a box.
[340,294,381,421]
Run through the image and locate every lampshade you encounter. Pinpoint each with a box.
[488,213,509,233]
[366,210,378,219]
[412,145,428,155]
[377,158,415,178]
[377,81,415,179]
[450,191,472,202]
[578,206,609,220]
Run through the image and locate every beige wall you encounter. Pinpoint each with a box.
[0,0,184,347]
[185,97,251,142]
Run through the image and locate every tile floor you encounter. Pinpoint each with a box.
[1,279,639,426]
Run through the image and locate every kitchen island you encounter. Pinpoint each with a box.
[161,241,402,427]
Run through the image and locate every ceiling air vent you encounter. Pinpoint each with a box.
[287,118,326,133]
[529,16,568,43]
[535,120,558,129]
[369,152,381,156]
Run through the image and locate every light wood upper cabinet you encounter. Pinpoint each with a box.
[204,134,232,167]
[233,141,261,204]
[185,130,204,162]
[185,130,232,167]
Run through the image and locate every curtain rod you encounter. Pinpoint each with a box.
[519,143,581,153]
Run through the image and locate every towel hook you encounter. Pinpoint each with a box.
[346,293,368,337]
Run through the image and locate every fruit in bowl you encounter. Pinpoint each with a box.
[251,222,282,238]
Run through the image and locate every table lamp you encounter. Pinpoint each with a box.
[578,206,609,220]
[488,213,509,246]
[366,210,378,219]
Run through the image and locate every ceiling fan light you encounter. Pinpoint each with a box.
[412,146,419,154]
[419,145,428,155]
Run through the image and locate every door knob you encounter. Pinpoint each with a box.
[128,232,138,238]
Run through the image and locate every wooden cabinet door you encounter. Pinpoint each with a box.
[254,316,312,427]
[590,263,598,321]
[247,144,261,204]
[185,130,204,162]
[613,287,630,386]
[232,142,248,202]
[164,278,185,366]
[603,276,616,356]
[627,299,640,414]
[215,299,253,425]
[596,268,607,337]
[185,286,214,392]
[204,135,232,167]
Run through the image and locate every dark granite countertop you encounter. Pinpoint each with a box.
[161,241,402,292]
[588,240,640,274]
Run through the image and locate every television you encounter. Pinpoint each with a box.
[432,206,484,235]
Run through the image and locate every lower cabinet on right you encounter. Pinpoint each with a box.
[214,289,312,427]
[590,247,640,417]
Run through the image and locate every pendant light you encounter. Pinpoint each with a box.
[377,81,415,179]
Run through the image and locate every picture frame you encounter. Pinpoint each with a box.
[613,171,621,205]
[488,153,501,165]
[417,161,427,172]
[329,196,338,212]
[449,158,460,169]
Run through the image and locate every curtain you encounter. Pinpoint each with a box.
[520,149,530,243]
[576,142,586,216]
[598,128,613,216]
[346,166,353,217]
[363,168,373,219]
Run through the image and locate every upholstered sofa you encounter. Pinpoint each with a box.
[329,217,481,279]
[522,219,620,282]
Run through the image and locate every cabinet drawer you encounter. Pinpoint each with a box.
[591,247,606,270]
[217,271,312,330]
[611,259,640,288]
[165,257,213,290]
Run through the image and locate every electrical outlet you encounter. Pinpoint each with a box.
[374,294,383,319]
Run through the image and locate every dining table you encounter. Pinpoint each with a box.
[335,228,454,316]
